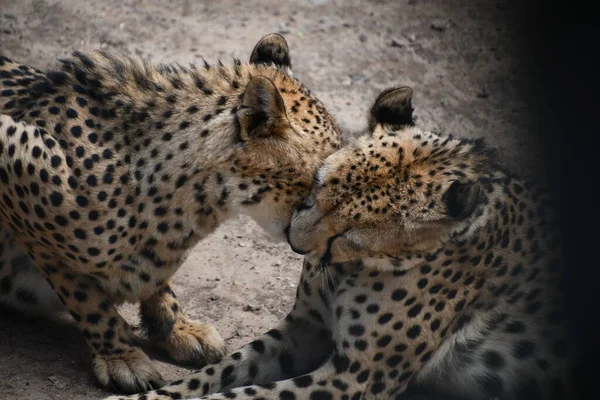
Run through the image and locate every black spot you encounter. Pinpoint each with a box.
[251,340,265,353]
[376,335,392,347]
[280,391,296,400]
[378,313,393,324]
[407,304,423,318]
[87,313,102,324]
[483,350,505,369]
[294,375,313,388]
[74,291,88,302]
[332,353,350,373]
[49,191,64,206]
[16,288,37,304]
[50,155,62,168]
[309,391,332,400]
[188,379,200,391]
[348,324,365,336]
[220,365,235,386]
[391,288,407,301]
[406,325,421,338]
[514,340,535,359]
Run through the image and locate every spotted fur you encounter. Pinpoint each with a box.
[0,33,342,394]
[105,87,573,400]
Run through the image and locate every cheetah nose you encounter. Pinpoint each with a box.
[285,225,310,255]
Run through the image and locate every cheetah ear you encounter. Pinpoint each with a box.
[443,180,482,219]
[369,86,414,132]
[249,33,292,70]
[238,76,289,140]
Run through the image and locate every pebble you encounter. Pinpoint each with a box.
[349,72,367,83]
[390,37,406,47]
[477,88,490,98]
[431,20,448,32]
[243,304,262,312]
[48,376,68,389]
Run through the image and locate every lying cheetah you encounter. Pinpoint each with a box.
[105,87,574,400]
[0,33,342,394]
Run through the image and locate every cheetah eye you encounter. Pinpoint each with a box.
[296,188,318,212]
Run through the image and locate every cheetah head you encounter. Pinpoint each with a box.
[288,87,495,269]
[212,34,343,239]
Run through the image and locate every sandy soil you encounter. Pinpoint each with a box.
[0,0,539,398]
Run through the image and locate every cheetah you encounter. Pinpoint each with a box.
[104,87,574,400]
[0,33,342,394]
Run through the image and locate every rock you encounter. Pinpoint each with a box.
[278,22,290,34]
[359,33,367,42]
[431,20,448,32]
[349,72,367,83]
[243,304,261,313]
[477,88,489,98]
[48,376,68,389]
[390,37,406,47]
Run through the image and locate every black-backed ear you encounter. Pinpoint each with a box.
[443,180,482,219]
[250,33,292,70]
[368,86,414,132]
[238,76,289,140]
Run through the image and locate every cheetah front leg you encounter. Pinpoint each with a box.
[104,317,333,400]
[41,265,165,394]
[184,350,366,400]
[103,261,337,400]
[140,280,225,366]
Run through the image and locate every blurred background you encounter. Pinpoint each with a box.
[0,0,596,399]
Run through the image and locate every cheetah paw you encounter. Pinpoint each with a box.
[93,347,165,394]
[158,319,225,366]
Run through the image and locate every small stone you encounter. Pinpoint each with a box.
[278,22,290,34]
[48,376,68,389]
[390,38,405,47]
[349,72,367,83]
[431,20,448,32]
[477,88,490,98]
[243,304,261,312]
[359,33,367,42]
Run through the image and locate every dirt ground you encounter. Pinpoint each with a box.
[0,0,540,399]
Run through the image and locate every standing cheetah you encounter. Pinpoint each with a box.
[0,33,342,394]
[104,87,574,400]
